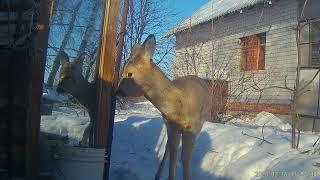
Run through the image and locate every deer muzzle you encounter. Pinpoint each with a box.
[116,78,144,97]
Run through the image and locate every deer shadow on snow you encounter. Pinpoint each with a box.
[110,115,231,180]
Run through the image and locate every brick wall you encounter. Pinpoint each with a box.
[174,0,299,106]
[227,102,291,115]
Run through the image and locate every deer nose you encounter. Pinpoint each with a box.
[116,78,127,97]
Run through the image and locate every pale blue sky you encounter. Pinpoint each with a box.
[168,0,208,24]
[45,0,210,81]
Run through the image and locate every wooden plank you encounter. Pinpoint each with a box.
[95,0,120,148]
[25,0,53,179]
[95,0,120,179]
[0,1,35,11]
[0,75,9,97]
[114,0,130,85]
[0,54,10,97]
[257,35,260,70]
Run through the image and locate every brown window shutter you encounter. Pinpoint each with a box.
[241,33,266,71]
[258,41,265,69]
[249,35,259,70]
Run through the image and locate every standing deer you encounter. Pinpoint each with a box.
[56,52,96,147]
[117,34,212,180]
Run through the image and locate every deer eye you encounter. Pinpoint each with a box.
[127,72,133,77]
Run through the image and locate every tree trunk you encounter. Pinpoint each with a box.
[46,0,83,87]
[137,0,146,44]
[129,0,134,49]
[77,0,100,71]
[114,0,130,85]
[85,47,98,80]
[51,0,61,23]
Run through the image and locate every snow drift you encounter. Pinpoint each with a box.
[41,102,320,180]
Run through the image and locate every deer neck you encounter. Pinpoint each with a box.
[141,63,182,116]
[65,76,96,115]
[78,77,96,108]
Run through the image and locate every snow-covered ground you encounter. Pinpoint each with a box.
[42,88,67,102]
[41,102,320,180]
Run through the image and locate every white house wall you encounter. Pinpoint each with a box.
[174,0,298,104]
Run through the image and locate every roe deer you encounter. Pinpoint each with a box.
[117,34,212,180]
[56,52,96,147]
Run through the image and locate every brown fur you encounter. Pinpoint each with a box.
[56,52,96,147]
[117,34,212,180]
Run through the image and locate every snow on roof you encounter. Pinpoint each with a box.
[167,0,266,36]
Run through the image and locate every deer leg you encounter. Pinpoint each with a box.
[79,122,93,147]
[155,139,169,180]
[88,121,94,147]
[168,126,181,180]
[181,132,196,180]
[155,118,170,180]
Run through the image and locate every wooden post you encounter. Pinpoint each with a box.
[256,35,260,70]
[95,0,120,179]
[25,0,53,179]
[114,0,130,85]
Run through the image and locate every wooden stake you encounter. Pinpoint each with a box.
[94,0,120,179]
[26,0,53,179]
[114,0,130,85]
[95,0,120,147]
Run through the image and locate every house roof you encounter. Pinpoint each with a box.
[166,0,266,36]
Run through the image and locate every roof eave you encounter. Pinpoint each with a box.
[164,0,267,38]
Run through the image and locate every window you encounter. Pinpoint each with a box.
[311,21,320,65]
[300,21,320,67]
[240,33,266,71]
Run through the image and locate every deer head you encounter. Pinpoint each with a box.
[116,34,156,97]
[117,34,184,120]
[56,52,96,114]
[56,52,86,94]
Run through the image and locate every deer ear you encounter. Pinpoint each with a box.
[74,53,86,64]
[142,34,156,60]
[131,44,142,55]
[59,51,70,65]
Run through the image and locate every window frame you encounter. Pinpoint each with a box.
[299,20,320,67]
